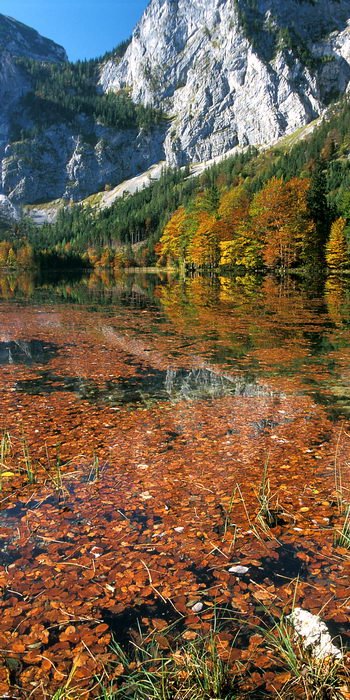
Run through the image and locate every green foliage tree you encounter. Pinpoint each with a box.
[8,95,350,272]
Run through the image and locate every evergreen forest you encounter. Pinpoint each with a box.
[10,44,164,142]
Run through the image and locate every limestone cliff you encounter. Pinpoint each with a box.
[100,0,350,165]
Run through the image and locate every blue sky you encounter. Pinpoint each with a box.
[0,0,149,61]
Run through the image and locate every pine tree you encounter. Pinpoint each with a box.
[305,160,330,266]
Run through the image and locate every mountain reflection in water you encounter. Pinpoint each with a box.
[1,268,350,415]
[16,365,278,407]
[0,339,58,365]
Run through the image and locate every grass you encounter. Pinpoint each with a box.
[260,613,348,699]
[256,459,275,528]
[51,605,349,700]
[24,198,64,212]
[21,434,36,484]
[88,452,101,483]
[334,504,350,550]
[0,429,105,498]
[50,654,94,699]
[0,430,12,491]
[219,486,239,550]
[83,191,104,209]
[98,629,238,700]
[333,426,350,550]
[0,431,347,699]
[334,425,346,511]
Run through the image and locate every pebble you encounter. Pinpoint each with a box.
[174,526,184,533]
[228,565,249,575]
[192,602,204,613]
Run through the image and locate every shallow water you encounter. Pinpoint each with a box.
[2,269,349,412]
[0,268,349,695]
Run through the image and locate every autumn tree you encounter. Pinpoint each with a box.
[219,227,262,269]
[326,217,350,270]
[0,242,11,267]
[96,247,114,268]
[156,207,188,266]
[7,248,17,268]
[86,247,101,266]
[250,177,315,269]
[16,243,34,268]
[187,212,219,268]
[216,185,251,242]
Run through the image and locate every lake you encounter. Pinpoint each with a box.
[0,268,349,697]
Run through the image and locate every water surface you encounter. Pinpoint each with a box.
[0,268,349,695]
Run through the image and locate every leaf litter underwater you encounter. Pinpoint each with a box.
[0,271,349,697]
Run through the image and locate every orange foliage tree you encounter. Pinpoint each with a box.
[216,185,251,242]
[156,176,317,272]
[0,241,34,269]
[250,177,314,269]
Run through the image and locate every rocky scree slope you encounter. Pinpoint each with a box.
[0,14,165,220]
[100,0,350,166]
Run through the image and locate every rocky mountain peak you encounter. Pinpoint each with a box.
[0,13,67,63]
[100,0,350,165]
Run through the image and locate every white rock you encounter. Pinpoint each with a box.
[0,194,19,223]
[229,565,249,575]
[192,602,204,613]
[4,2,350,207]
[288,608,343,660]
[174,526,184,533]
[0,14,67,63]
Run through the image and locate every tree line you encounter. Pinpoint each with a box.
[0,241,34,269]
[156,169,349,272]
[6,96,350,274]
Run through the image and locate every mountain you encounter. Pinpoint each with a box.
[100,0,350,166]
[0,14,65,221]
[2,1,350,221]
[0,14,67,62]
[0,14,66,158]
[0,14,165,220]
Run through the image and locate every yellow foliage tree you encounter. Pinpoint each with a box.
[216,185,251,242]
[187,212,219,267]
[326,217,349,270]
[157,207,188,265]
[16,244,34,268]
[219,223,262,269]
[0,242,11,267]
